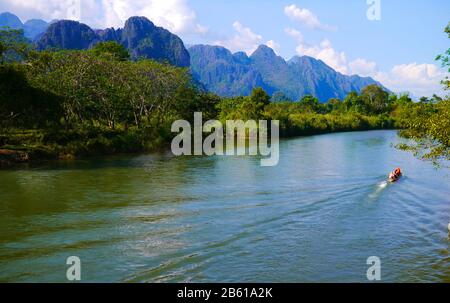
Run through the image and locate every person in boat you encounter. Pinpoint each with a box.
[389,167,402,182]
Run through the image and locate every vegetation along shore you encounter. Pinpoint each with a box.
[0,23,448,167]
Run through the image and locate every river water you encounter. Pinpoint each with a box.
[0,130,449,282]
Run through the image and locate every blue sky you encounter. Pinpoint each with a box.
[1,0,449,96]
[189,0,448,70]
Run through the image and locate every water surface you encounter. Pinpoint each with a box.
[0,130,449,282]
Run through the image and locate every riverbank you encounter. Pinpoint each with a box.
[0,115,397,168]
[0,127,170,168]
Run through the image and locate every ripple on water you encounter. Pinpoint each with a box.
[0,130,449,282]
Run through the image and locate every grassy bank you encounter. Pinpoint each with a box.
[0,127,172,167]
[0,112,398,167]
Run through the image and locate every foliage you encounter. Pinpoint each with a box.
[397,100,450,163]
[271,91,293,103]
[0,25,448,166]
[91,41,130,61]
[396,23,450,165]
[360,84,391,114]
[26,50,193,130]
[0,44,215,157]
[0,63,62,128]
[435,22,450,91]
[0,28,32,62]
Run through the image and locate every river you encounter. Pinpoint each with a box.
[0,130,449,282]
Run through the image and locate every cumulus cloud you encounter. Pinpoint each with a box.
[348,58,378,77]
[285,29,349,75]
[266,40,281,55]
[285,29,357,75]
[287,32,446,97]
[284,4,336,31]
[214,22,281,55]
[296,38,348,74]
[214,21,263,55]
[374,63,446,97]
[284,28,349,74]
[0,0,207,35]
[284,27,303,43]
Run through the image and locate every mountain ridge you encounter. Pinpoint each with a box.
[189,44,387,102]
[35,16,190,67]
[1,11,389,100]
[0,11,48,40]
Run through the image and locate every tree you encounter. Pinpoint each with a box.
[91,41,130,61]
[326,98,342,112]
[397,23,450,165]
[239,87,271,120]
[251,87,271,107]
[420,96,431,104]
[0,28,31,62]
[343,91,359,111]
[435,22,450,91]
[396,93,413,105]
[360,84,390,114]
[298,95,321,113]
[0,42,5,62]
[271,91,292,103]
[175,87,220,122]
[0,63,62,127]
[397,100,449,164]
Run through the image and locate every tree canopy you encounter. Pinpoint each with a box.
[91,41,130,61]
[396,22,450,165]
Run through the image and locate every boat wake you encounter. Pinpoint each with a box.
[368,180,389,201]
[378,181,388,189]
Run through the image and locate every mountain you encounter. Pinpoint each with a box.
[23,19,49,40]
[4,10,384,99]
[0,12,22,29]
[36,16,190,67]
[189,45,267,96]
[118,17,190,67]
[0,12,48,40]
[37,20,98,50]
[188,44,386,102]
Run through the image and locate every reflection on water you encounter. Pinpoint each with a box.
[0,130,449,282]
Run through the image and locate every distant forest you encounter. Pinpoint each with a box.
[0,24,448,166]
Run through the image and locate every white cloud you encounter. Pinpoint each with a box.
[287,32,446,97]
[266,40,281,55]
[348,58,378,77]
[374,63,446,97]
[285,28,349,75]
[0,0,207,35]
[284,27,303,43]
[214,21,263,55]
[296,38,348,74]
[102,0,207,34]
[284,4,336,31]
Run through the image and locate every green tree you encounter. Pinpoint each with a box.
[271,91,292,102]
[0,28,31,62]
[299,95,321,113]
[0,64,61,127]
[251,87,271,106]
[435,22,450,91]
[360,84,390,114]
[343,91,358,111]
[420,96,431,104]
[91,41,130,61]
[396,93,413,105]
[397,23,450,164]
[0,42,5,62]
[239,87,271,120]
[326,98,342,112]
